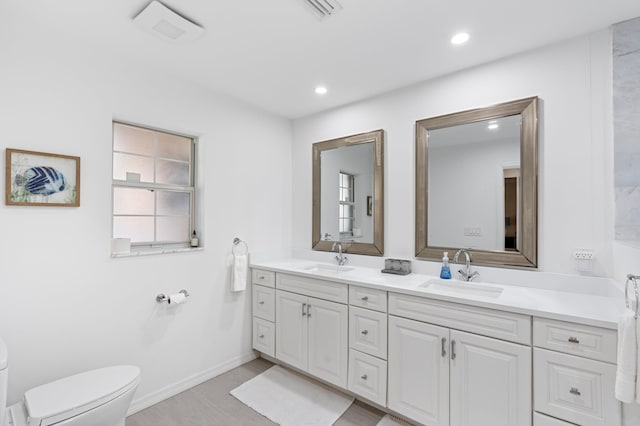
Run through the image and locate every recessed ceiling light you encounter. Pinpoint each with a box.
[315,86,328,95]
[451,32,470,45]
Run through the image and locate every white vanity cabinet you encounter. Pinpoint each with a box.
[387,293,532,426]
[251,269,276,357]
[347,286,388,406]
[532,318,620,426]
[274,274,349,388]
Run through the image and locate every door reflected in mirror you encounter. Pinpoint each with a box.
[313,130,384,256]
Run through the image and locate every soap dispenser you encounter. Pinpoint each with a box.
[440,251,452,279]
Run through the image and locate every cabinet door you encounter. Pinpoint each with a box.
[450,330,531,426]
[275,290,308,371]
[388,315,449,426]
[307,297,348,388]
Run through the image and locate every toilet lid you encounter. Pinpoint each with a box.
[24,365,140,425]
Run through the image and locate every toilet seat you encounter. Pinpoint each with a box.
[24,365,140,426]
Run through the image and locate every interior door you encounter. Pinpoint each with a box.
[275,290,308,371]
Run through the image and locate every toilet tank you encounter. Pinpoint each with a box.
[0,337,8,425]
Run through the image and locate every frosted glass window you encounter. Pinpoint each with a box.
[157,191,190,216]
[112,121,196,249]
[157,132,191,161]
[113,153,154,182]
[113,216,154,242]
[113,187,154,215]
[156,159,190,186]
[157,216,190,242]
[113,124,154,156]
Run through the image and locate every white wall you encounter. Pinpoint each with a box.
[0,25,292,408]
[292,29,614,279]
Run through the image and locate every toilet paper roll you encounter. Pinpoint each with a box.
[168,293,186,305]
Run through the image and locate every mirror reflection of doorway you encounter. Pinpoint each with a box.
[504,168,520,251]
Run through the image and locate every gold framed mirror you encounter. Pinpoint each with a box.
[312,129,384,256]
[415,97,538,268]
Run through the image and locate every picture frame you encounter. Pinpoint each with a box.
[5,148,80,207]
[366,195,373,216]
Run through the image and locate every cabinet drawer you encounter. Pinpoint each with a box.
[533,412,574,426]
[533,348,620,426]
[252,269,275,287]
[533,317,617,363]
[348,349,387,407]
[276,273,348,304]
[389,292,531,345]
[349,286,387,312]
[253,317,275,357]
[349,306,388,359]
[252,285,275,322]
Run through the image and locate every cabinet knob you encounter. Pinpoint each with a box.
[361,374,368,380]
[568,337,580,344]
[361,330,369,335]
[361,296,369,301]
[569,387,581,396]
[259,276,265,280]
[259,301,265,305]
[259,334,265,339]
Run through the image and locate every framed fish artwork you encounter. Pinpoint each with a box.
[5,148,80,207]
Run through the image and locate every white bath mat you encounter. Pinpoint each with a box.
[230,365,354,425]
[376,414,414,426]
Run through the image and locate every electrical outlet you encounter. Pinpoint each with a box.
[573,249,594,260]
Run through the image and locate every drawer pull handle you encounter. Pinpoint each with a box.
[451,340,457,360]
[259,301,265,305]
[302,303,307,316]
[361,330,369,335]
[570,387,581,396]
[259,334,265,339]
[568,337,580,344]
[361,296,369,301]
[441,337,447,358]
[361,374,368,380]
[259,276,265,280]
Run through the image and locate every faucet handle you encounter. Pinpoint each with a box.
[468,271,480,281]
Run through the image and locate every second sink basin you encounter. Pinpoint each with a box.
[419,278,503,298]
[300,263,355,274]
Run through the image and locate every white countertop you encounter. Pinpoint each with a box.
[251,258,626,330]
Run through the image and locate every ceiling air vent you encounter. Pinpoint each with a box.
[303,0,342,19]
[133,1,204,42]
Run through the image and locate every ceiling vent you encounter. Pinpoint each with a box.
[133,1,204,42]
[303,0,342,19]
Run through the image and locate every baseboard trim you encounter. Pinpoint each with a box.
[127,351,258,415]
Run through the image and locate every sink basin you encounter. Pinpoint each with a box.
[300,263,355,274]
[419,279,503,298]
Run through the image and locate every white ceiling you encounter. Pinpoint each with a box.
[4,0,640,119]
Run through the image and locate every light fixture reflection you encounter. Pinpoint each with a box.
[315,86,328,95]
[451,32,470,45]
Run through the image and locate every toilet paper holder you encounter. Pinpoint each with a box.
[156,289,190,303]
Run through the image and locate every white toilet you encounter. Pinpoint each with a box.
[0,337,140,426]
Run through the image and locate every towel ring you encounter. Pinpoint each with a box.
[625,274,639,319]
[232,237,248,256]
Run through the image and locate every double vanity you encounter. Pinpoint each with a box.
[250,260,622,426]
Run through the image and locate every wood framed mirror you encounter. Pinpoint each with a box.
[312,129,384,256]
[415,97,538,268]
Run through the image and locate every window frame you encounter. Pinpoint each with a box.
[338,171,355,237]
[111,121,197,251]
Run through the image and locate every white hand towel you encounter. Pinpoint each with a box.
[232,254,248,292]
[637,312,640,404]
[615,308,637,403]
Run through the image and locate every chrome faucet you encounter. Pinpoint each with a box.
[332,242,348,266]
[453,249,480,282]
